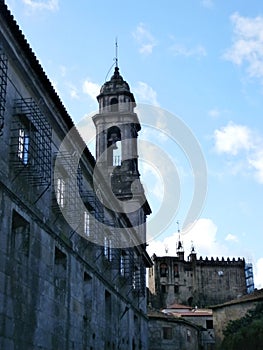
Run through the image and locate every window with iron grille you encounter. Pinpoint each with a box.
[10,98,51,187]
[104,236,112,261]
[84,210,90,236]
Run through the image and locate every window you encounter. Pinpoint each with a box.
[161,284,167,293]
[206,320,213,329]
[84,210,90,236]
[187,329,191,342]
[54,247,67,269]
[163,327,173,340]
[54,247,67,302]
[105,290,111,326]
[104,236,112,261]
[83,272,92,313]
[107,126,121,166]
[18,128,29,165]
[174,264,179,277]
[11,210,30,258]
[120,252,125,276]
[174,285,179,293]
[110,97,118,112]
[160,263,168,277]
[113,140,121,166]
[56,177,65,207]
[132,266,140,290]
[11,98,52,187]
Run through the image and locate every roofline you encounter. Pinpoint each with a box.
[211,291,263,309]
[148,314,202,330]
[1,1,153,264]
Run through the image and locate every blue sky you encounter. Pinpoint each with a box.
[5,0,263,288]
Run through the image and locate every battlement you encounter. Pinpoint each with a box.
[152,254,245,266]
[196,256,245,265]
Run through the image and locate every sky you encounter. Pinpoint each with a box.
[4,0,263,288]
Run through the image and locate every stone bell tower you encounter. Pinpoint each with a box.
[93,64,151,240]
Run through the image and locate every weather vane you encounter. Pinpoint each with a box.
[176,220,180,233]
[115,37,118,68]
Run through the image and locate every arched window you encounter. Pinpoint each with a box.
[107,126,121,166]
[110,97,118,112]
[174,264,179,277]
[160,263,168,277]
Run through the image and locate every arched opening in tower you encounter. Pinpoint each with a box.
[107,126,121,166]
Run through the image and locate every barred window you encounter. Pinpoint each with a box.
[18,128,30,165]
[84,210,90,236]
[120,253,125,276]
[104,236,112,261]
[10,98,52,187]
[56,177,65,208]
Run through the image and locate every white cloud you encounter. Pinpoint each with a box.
[224,12,263,80]
[214,121,252,155]
[67,83,79,99]
[82,80,100,101]
[170,43,206,58]
[254,258,263,289]
[133,81,159,106]
[201,0,214,8]
[147,218,229,259]
[208,107,230,119]
[59,65,67,78]
[147,218,263,289]
[132,23,157,55]
[248,149,263,183]
[208,108,221,119]
[140,161,164,204]
[225,233,239,242]
[22,0,59,11]
[213,121,263,184]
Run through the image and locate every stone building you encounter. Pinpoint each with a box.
[161,303,215,349]
[148,240,249,309]
[211,288,263,348]
[0,2,152,349]
[148,309,201,350]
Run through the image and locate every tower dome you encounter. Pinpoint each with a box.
[97,66,135,113]
[99,67,133,96]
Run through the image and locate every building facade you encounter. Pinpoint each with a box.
[0,2,152,349]
[148,242,248,309]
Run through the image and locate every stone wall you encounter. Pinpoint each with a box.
[212,297,263,348]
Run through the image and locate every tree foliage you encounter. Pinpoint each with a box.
[220,302,263,350]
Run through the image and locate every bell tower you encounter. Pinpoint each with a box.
[93,64,151,238]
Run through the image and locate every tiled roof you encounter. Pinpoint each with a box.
[166,303,191,309]
[172,311,212,317]
[147,309,201,329]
